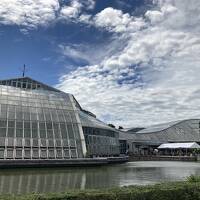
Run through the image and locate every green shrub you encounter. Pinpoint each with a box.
[1,180,200,200]
[187,175,200,183]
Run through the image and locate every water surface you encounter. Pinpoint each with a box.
[0,161,200,194]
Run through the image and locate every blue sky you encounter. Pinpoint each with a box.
[0,0,200,127]
[0,0,148,85]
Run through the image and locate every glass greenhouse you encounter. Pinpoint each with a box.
[0,77,119,160]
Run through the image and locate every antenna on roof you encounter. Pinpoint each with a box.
[22,64,26,77]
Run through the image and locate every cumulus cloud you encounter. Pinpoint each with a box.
[59,0,82,20]
[57,0,200,127]
[0,0,96,30]
[1,0,199,127]
[0,0,60,28]
[94,7,146,33]
[59,0,96,22]
[82,0,96,10]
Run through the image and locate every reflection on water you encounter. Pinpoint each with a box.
[0,161,200,194]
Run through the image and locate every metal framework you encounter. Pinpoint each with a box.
[0,77,119,159]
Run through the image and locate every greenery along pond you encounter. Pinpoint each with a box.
[0,161,200,194]
[1,177,200,200]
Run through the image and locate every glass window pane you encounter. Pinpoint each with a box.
[24,112,30,120]
[7,128,14,137]
[1,111,7,118]
[56,149,62,158]
[0,120,7,127]
[8,120,15,128]
[54,129,61,139]
[6,149,13,159]
[0,149,4,159]
[8,111,15,119]
[24,121,31,129]
[56,139,61,147]
[0,138,5,146]
[16,138,23,147]
[60,123,67,139]
[63,139,69,147]
[51,112,58,121]
[47,129,53,139]
[63,112,71,122]
[46,122,52,129]
[32,129,38,138]
[70,112,76,122]
[73,124,80,140]
[70,149,77,158]
[16,149,23,159]
[40,139,47,147]
[38,113,45,121]
[31,113,37,120]
[40,149,47,158]
[32,122,38,129]
[39,122,45,130]
[48,139,54,147]
[32,139,39,147]
[63,149,70,158]
[24,149,31,158]
[67,124,74,139]
[69,139,76,147]
[16,111,23,120]
[0,128,6,137]
[16,129,23,138]
[16,121,23,129]
[24,129,31,138]
[40,129,46,138]
[53,122,59,130]
[48,149,55,158]
[24,139,31,147]
[32,149,39,158]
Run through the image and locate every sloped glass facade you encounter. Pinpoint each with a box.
[0,77,120,159]
[0,78,86,159]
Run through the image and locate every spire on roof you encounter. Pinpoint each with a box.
[22,64,27,77]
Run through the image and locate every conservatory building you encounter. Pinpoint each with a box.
[0,77,119,160]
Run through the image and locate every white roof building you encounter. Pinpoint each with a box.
[158,142,200,149]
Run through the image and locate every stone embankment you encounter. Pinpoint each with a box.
[129,155,197,162]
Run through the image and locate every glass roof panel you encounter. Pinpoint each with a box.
[79,110,115,131]
[135,120,182,134]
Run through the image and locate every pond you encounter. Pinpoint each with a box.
[0,161,200,194]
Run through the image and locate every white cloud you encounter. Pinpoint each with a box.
[0,0,96,30]
[59,0,96,22]
[59,0,82,20]
[59,44,90,62]
[94,7,146,33]
[58,35,129,66]
[82,0,96,10]
[57,0,200,127]
[0,0,60,28]
[1,0,199,128]
[79,14,92,24]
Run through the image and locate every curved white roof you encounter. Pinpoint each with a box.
[158,142,200,149]
[136,120,183,134]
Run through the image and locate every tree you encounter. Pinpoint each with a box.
[108,124,115,128]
